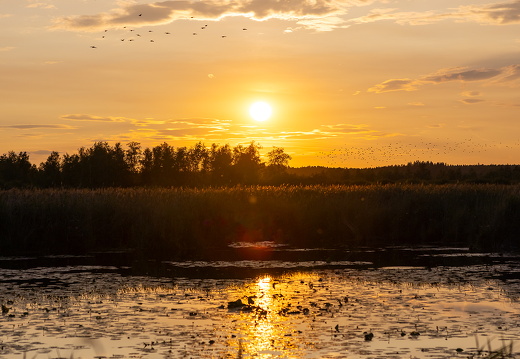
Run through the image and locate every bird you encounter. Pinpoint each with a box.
[90,46,97,48]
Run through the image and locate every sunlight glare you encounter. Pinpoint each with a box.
[249,101,272,122]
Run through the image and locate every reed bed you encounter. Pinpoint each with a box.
[1,184,519,258]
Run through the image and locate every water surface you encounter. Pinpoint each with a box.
[1,247,519,358]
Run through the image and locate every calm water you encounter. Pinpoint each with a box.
[1,246,520,359]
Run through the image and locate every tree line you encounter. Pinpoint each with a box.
[2,141,520,188]
[0,141,292,188]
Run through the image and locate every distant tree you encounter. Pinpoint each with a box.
[267,147,291,168]
[38,151,61,187]
[150,143,177,186]
[209,143,234,185]
[263,146,292,184]
[139,147,154,185]
[61,153,82,187]
[81,142,129,187]
[125,142,142,185]
[232,141,263,184]
[188,142,209,173]
[0,151,35,188]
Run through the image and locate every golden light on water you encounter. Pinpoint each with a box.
[226,272,322,358]
[2,266,519,358]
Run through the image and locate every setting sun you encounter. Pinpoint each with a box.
[249,101,272,122]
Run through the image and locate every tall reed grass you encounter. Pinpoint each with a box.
[1,184,519,258]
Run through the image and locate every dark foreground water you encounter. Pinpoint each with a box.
[1,246,520,359]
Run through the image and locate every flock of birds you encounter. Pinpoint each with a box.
[90,13,247,49]
[318,137,520,167]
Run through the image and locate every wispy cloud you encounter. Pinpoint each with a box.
[460,98,485,104]
[51,0,377,32]
[26,2,56,9]
[462,0,520,25]
[348,1,520,26]
[367,78,418,93]
[369,64,520,93]
[61,114,127,122]
[421,67,502,83]
[0,124,75,129]
[129,119,401,144]
[461,91,481,97]
[0,47,15,52]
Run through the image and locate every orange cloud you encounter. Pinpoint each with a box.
[369,65,520,93]
[368,78,418,93]
[51,0,376,32]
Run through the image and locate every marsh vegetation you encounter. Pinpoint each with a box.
[1,184,519,258]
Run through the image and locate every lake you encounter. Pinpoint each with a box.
[0,245,519,359]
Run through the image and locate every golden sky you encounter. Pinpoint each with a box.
[2,0,520,167]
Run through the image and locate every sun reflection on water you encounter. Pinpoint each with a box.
[1,265,520,358]
[224,272,324,358]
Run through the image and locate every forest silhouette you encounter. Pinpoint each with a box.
[1,141,520,188]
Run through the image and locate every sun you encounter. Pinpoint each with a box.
[249,101,272,122]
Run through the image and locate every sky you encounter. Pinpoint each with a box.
[2,0,520,168]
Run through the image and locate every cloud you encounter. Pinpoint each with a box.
[461,91,481,97]
[368,78,418,93]
[347,1,520,26]
[497,64,520,82]
[30,149,56,156]
[462,0,520,24]
[460,98,485,104]
[51,0,376,32]
[319,123,402,139]
[26,2,56,9]
[421,67,502,83]
[369,65,520,93]
[61,114,127,122]
[127,116,400,143]
[0,47,15,52]
[348,8,444,26]
[0,124,74,129]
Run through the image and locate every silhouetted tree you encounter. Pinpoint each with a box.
[264,146,293,184]
[125,141,142,185]
[149,143,177,186]
[38,151,61,187]
[0,151,35,188]
[209,143,234,185]
[61,153,82,187]
[267,147,291,168]
[232,141,263,184]
[81,142,129,187]
[140,147,154,185]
